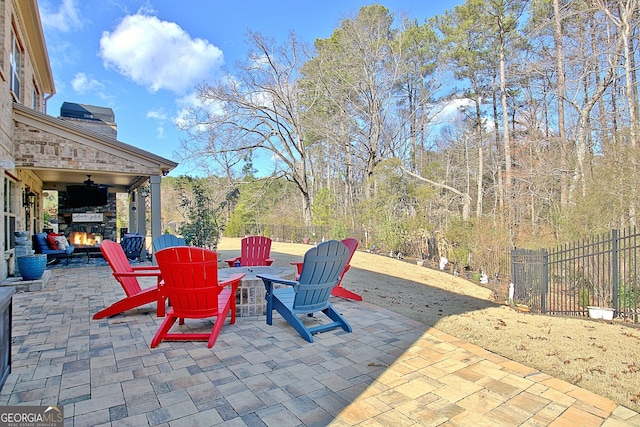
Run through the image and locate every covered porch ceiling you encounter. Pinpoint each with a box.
[28,169,150,193]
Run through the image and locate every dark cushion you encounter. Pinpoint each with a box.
[34,233,49,252]
[121,234,144,259]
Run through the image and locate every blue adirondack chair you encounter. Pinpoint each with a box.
[152,234,186,253]
[257,240,351,343]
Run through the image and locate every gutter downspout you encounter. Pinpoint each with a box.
[43,93,54,114]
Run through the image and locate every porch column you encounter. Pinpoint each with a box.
[150,175,161,255]
[127,188,148,260]
[128,192,138,236]
[136,188,146,240]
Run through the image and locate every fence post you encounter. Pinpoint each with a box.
[612,229,619,312]
[542,249,548,314]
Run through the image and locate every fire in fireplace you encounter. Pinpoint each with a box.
[69,231,103,247]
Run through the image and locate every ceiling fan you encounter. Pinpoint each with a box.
[83,174,96,186]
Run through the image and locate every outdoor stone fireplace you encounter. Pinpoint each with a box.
[56,191,118,242]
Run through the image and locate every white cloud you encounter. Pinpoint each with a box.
[147,109,168,139]
[146,109,167,120]
[173,91,224,130]
[430,98,497,133]
[173,92,198,127]
[432,98,476,124]
[39,0,84,32]
[99,13,224,94]
[155,125,165,139]
[71,72,104,94]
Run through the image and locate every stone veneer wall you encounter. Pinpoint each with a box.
[59,117,117,139]
[13,121,159,176]
[56,191,118,242]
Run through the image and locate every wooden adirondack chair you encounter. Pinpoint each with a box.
[151,247,245,348]
[93,240,164,320]
[258,240,351,343]
[152,234,186,253]
[224,236,274,267]
[291,238,362,301]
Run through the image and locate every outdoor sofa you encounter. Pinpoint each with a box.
[32,232,75,264]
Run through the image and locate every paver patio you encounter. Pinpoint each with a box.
[1,263,639,426]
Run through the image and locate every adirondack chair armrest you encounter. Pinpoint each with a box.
[265,257,274,266]
[257,274,298,295]
[290,261,303,275]
[219,273,245,290]
[132,266,162,271]
[224,256,241,267]
[114,270,161,278]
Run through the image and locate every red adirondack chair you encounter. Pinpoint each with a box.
[290,238,362,301]
[152,246,245,348]
[225,236,274,267]
[93,240,164,320]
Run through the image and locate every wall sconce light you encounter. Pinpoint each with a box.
[23,190,36,208]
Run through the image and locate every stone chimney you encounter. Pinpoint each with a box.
[58,102,117,139]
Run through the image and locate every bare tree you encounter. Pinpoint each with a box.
[553,0,569,209]
[433,1,494,218]
[302,5,403,199]
[178,32,315,223]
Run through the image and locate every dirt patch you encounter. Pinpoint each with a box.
[218,237,640,412]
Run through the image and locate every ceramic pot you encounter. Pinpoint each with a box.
[17,254,47,281]
[587,306,615,321]
[14,230,30,245]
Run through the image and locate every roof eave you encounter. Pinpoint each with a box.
[16,0,55,95]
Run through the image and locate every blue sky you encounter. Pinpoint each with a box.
[38,0,464,177]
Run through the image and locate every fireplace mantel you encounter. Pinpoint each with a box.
[72,213,104,222]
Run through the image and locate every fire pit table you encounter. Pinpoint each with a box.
[218,265,295,317]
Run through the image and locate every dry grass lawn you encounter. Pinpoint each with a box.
[217,237,640,413]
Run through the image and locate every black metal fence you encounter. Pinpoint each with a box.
[511,228,640,323]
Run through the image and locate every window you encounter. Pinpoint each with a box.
[10,29,22,102]
[32,81,41,111]
[4,176,17,251]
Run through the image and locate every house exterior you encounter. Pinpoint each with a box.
[0,0,177,280]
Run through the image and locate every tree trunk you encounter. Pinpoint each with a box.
[553,0,569,209]
[492,74,504,213]
[499,19,512,208]
[474,96,484,218]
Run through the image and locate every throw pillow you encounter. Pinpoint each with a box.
[54,236,69,251]
[46,233,61,250]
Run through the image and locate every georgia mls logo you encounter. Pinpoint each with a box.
[0,405,64,427]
